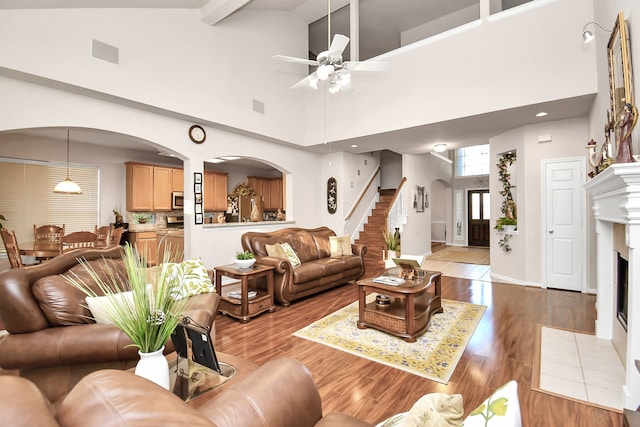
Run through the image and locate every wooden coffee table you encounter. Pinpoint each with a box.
[214,264,275,323]
[357,267,442,342]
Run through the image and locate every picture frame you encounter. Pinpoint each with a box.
[195,193,202,204]
[194,172,202,184]
[415,185,425,212]
[194,183,202,194]
[607,12,635,149]
[195,213,203,225]
[195,204,202,214]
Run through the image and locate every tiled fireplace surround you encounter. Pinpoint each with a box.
[585,163,640,410]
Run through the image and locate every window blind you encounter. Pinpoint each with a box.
[0,158,99,254]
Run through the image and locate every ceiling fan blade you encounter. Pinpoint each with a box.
[273,55,319,67]
[328,34,350,55]
[343,61,389,72]
[290,72,319,90]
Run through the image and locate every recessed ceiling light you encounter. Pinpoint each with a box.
[536,112,548,117]
[351,144,358,148]
[434,143,447,152]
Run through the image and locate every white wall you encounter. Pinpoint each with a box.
[306,0,597,146]
[0,9,308,145]
[400,152,453,256]
[490,118,589,286]
[0,76,325,269]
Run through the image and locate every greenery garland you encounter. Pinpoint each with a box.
[496,152,517,252]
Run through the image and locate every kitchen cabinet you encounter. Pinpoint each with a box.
[153,167,173,211]
[204,171,228,211]
[248,176,283,211]
[126,162,180,212]
[157,230,184,263]
[172,169,184,192]
[126,163,154,211]
[128,231,157,266]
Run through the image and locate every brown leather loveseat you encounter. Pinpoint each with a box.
[0,246,219,402]
[241,226,367,306]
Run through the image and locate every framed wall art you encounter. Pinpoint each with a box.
[414,185,425,212]
[607,11,636,156]
[327,177,337,214]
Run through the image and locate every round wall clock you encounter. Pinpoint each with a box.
[189,125,206,144]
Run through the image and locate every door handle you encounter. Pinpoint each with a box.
[548,229,554,234]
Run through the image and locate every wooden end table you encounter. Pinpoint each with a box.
[357,267,442,342]
[214,264,275,323]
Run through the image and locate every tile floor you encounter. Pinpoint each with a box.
[421,259,492,282]
[539,326,625,411]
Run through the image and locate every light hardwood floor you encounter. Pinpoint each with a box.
[214,270,624,427]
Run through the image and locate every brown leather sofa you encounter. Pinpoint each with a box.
[0,357,372,427]
[0,246,220,402]
[241,226,367,306]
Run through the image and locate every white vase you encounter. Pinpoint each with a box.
[134,345,170,390]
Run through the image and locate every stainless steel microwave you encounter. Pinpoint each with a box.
[172,192,184,210]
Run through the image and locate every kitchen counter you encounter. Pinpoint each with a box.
[155,228,184,237]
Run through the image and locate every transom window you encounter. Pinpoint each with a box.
[455,144,490,177]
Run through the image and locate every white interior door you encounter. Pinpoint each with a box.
[544,159,585,291]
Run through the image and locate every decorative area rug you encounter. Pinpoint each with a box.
[293,298,486,384]
[425,246,490,265]
[532,325,624,411]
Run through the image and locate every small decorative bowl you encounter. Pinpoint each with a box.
[234,258,256,269]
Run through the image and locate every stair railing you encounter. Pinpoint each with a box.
[345,165,381,222]
[385,177,407,234]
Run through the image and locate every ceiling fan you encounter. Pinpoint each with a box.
[273,1,387,94]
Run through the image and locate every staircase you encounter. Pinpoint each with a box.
[355,190,395,278]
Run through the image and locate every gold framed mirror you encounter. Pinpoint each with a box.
[607,12,635,142]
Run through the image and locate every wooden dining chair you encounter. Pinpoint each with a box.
[61,231,98,253]
[1,229,24,268]
[34,224,65,247]
[109,227,124,246]
[94,225,111,248]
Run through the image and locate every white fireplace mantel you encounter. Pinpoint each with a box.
[585,162,640,410]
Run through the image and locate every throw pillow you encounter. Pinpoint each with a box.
[86,291,134,325]
[265,243,286,259]
[376,393,463,427]
[280,242,301,267]
[165,258,215,301]
[265,242,301,267]
[329,235,353,257]
[463,381,521,427]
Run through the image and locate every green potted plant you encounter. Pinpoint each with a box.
[382,230,398,259]
[64,243,191,389]
[235,250,256,269]
[494,217,517,231]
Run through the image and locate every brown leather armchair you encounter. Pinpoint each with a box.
[0,357,372,427]
[0,246,220,402]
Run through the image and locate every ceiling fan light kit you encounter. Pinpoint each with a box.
[273,0,387,94]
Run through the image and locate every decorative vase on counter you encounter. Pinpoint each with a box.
[134,345,170,390]
[250,196,264,222]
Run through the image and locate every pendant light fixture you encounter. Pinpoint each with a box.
[53,130,82,194]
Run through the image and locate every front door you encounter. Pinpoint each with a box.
[544,158,584,292]
[468,189,490,247]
